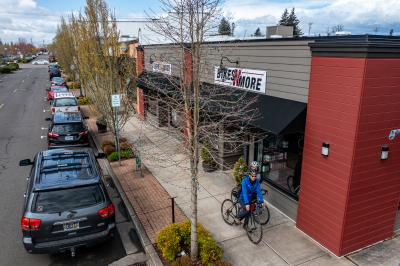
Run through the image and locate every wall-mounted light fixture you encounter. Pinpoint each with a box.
[380,145,389,160]
[321,142,329,157]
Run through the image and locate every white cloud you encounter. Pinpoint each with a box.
[223,0,400,36]
[18,0,37,9]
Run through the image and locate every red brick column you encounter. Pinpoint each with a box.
[136,46,145,119]
[297,37,400,256]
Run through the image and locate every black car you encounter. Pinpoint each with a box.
[47,112,89,148]
[19,148,114,254]
[49,68,61,80]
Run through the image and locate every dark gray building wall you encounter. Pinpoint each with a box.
[143,39,313,103]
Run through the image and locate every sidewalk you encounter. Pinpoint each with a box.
[83,103,399,266]
[119,115,399,266]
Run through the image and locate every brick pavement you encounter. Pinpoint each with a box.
[82,106,187,243]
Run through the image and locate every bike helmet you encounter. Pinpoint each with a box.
[250,161,260,173]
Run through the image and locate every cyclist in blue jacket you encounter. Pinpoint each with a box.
[236,161,265,228]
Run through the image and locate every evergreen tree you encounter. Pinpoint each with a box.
[279,8,289,26]
[288,8,303,37]
[218,17,231,35]
[254,27,262,37]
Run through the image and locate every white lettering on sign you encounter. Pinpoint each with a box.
[111,94,121,107]
[214,66,267,93]
[152,62,172,75]
[388,129,400,140]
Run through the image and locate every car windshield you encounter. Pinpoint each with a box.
[54,98,77,107]
[52,123,84,134]
[32,185,103,213]
[52,87,68,93]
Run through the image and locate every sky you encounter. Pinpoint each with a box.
[0,0,399,46]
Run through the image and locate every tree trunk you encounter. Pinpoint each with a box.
[190,168,198,261]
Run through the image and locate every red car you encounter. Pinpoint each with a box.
[47,86,68,101]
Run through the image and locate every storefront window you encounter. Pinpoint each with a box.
[257,133,304,200]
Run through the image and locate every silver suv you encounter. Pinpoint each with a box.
[19,148,115,255]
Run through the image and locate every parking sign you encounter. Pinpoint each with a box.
[111,94,120,107]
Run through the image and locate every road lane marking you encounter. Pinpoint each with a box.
[13,89,17,93]
[0,104,4,110]
[41,127,48,130]
[40,136,47,139]
[22,80,24,83]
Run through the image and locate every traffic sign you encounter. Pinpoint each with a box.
[111,94,120,107]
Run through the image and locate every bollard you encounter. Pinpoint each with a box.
[171,197,176,223]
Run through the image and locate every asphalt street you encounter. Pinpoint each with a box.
[0,58,126,265]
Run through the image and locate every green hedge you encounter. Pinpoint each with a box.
[156,220,223,264]
[0,66,12,74]
[7,62,19,71]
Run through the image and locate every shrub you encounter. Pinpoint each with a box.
[96,116,107,126]
[120,142,131,151]
[69,82,81,90]
[156,220,222,264]
[7,62,19,70]
[107,151,119,162]
[171,256,190,266]
[201,139,217,166]
[121,149,134,159]
[119,137,128,143]
[156,223,182,262]
[0,66,12,74]
[232,156,248,185]
[101,140,115,149]
[103,144,116,155]
[77,96,89,105]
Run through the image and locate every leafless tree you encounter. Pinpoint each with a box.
[141,0,261,260]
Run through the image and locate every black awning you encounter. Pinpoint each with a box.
[251,95,306,135]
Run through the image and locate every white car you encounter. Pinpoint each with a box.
[51,92,80,114]
[32,59,49,65]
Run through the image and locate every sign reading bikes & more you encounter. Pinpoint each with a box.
[214,66,267,93]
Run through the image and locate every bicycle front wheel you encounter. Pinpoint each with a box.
[221,199,237,225]
[255,205,270,225]
[246,214,263,244]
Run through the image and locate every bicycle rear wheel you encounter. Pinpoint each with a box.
[246,214,263,244]
[255,205,270,225]
[221,199,237,225]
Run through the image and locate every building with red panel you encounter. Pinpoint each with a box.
[134,35,400,256]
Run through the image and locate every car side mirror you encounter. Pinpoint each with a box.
[19,159,33,166]
[96,152,106,159]
[45,117,51,121]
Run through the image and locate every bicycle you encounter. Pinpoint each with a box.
[221,199,263,244]
[287,175,300,195]
[230,177,270,226]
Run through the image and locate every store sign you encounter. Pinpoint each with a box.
[388,129,400,140]
[214,66,267,93]
[152,61,172,75]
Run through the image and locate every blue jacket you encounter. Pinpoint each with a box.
[239,175,264,205]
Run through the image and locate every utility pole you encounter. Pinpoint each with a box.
[308,22,313,36]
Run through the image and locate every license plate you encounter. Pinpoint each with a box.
[65,136,74,141]
[63,221,79,231]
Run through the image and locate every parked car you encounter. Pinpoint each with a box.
[51,92,79,114]
[49,69,61,80]
[32,59,49,65]
[19,148,115,254]
[47,86,69,101]
[50,77,67,87]
[46,112,89,148]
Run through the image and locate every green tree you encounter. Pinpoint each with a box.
[254,27,262,37]
[218,17,231,35]
[288,8,303,37]
[279,8,289,26]
[279,8,303,37]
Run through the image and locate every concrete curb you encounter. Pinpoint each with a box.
[89,131,163,266]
